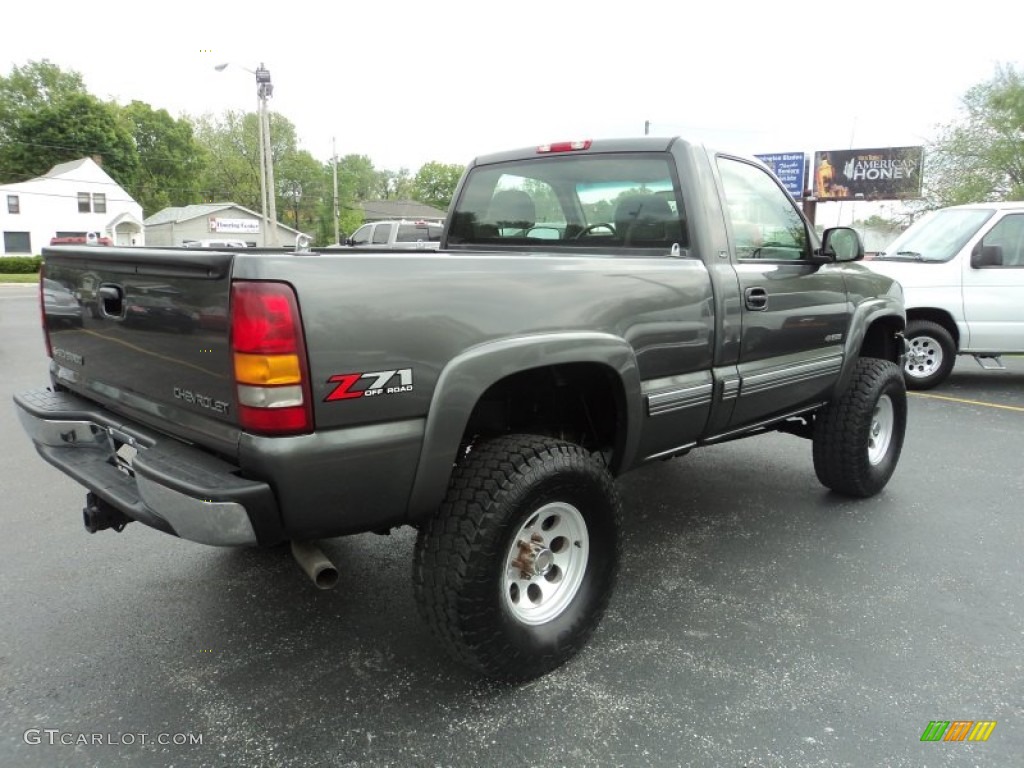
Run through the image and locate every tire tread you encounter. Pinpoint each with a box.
[413,434,621,681]
[813,357,907,497]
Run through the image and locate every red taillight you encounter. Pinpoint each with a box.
[39,266,52,358]
[231,284,301,355]
[537,140,592,153]
[230,281,313,435]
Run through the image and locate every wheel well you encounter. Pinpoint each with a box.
[858,316,906,363]
[461,363,626,472]
[906,308,960,346]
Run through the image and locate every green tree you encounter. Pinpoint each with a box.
[193,109,320,227]
[376,167,413,200]
[191,110,262,210]
[0,92,139,189]
[925,64,1024,208]
[121,101,204,215]
[0,59,87,143]
[0,61,129,184]
[335,154,380,234]
[338,154,378,201]
[276,149,328,233]
[411,161,464,211]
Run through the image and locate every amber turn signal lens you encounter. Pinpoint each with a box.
[233,352,301,386]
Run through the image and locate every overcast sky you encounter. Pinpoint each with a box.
[5,1,1021,180]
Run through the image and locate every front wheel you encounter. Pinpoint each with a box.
[813,357,907,498]
[413,434,621,682]
[904,319,956,389]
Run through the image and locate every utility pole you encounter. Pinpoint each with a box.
[256,64,279,246]
[332,137,340,245]
[256,91,270,243]
[215,61,279,246]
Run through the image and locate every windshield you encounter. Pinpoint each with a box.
[877,208,995,262]
[447,153,688,250]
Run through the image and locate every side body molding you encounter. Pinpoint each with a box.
[406,332,643,521]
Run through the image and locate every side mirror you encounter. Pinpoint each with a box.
[971,243,1003,268]
[344,237,354,246]
[819,227,864,262]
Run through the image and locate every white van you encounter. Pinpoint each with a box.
[866,201,1024,388]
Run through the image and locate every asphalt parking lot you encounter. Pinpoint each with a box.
[1,283,1021,767]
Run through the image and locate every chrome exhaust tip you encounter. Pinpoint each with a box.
[290,540,339,590]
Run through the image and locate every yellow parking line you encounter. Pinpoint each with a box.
[909,392,1024,413]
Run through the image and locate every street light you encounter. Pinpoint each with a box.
[214,62,280,246]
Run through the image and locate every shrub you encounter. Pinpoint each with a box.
[0,256,43,274]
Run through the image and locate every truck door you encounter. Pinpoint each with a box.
[715,156,851,427]
[961,211,1024,352]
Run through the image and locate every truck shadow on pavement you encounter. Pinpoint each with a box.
[59,432,924,766]
[173,432,883,697]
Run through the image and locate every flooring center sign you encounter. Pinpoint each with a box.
[209,217,260,234]
[812,146,923,201]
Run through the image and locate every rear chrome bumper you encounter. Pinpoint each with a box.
[14,388,278,546]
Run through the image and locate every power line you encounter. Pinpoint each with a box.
[1,188,138,204]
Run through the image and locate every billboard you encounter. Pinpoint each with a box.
[754,152,806,199]
[812,146,923,201]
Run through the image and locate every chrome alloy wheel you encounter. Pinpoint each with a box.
[503,502,589,625]
[867,394,895,465]
[906,335,944,378]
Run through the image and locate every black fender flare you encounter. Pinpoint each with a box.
[406,332,642,521]
[833,295,906,399]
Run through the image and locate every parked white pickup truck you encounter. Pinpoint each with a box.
[343,219,442,250]
[867,202,1024,388]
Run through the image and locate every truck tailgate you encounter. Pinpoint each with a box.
[42,247,239,453]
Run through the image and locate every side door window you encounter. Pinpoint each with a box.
[350,224,372,246]
[372,223,393,245]
[978,213,1024,267]
[718,158,810,260]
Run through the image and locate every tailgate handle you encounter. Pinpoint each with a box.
[98,284,124,317]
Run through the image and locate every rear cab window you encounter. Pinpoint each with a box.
[397,223,443,242]
[447,153,688,252]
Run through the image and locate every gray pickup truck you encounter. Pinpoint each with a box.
[15,137,907,681]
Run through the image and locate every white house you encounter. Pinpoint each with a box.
[0,157,145,255]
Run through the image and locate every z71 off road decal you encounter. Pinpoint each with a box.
[325,368,414,401]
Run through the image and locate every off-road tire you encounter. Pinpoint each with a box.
[413,434,621,682]
[813,357,907,498]
[904,319,956,390]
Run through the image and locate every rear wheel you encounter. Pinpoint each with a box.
[413,434,621,682]
[904,320,956,389]
[813,357,907,498]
